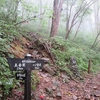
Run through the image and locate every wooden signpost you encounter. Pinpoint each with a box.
[7,54,44,100]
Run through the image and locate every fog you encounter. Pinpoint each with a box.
[20,0,99,37]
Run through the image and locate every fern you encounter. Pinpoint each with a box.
[51,36,100,74]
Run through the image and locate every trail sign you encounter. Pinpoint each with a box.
[7,58,44,71]
[16,72,26,80]
[7,54,45,100]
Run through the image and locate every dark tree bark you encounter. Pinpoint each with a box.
[88,60,92,74]
[50,0,64,37]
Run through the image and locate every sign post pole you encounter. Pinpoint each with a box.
[24,69,31,100]
[7,54,44,100]
[24,54,32,100]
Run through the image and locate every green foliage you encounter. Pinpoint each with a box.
[31,71,40,91]
[0,0,23,98]
[0,34,16,98]
[0,57,16,98]
[50,36,100,74]
[21,1,39,18]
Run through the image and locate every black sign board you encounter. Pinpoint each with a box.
[7,55,45,100]
[7,58,44,71]
[16,72,26,80]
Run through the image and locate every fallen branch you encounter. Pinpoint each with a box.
[29,33,56,64]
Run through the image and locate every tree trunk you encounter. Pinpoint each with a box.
[50,0,64,37]
[88,60,92,74]
[92,1,100,47]
[65,0,94,40]
[39,0,42,31]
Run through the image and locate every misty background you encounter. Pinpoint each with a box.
[19,0,98,37]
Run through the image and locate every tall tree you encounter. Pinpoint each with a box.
[92,0,100,47]
[39,0,43,30]
[50,0,64,37]
[65,0,95,39]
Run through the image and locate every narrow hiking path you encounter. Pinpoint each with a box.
[34,72,100,100]
[7,71,100,100]
[7,35,100,100]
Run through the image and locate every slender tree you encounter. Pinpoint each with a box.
[92,0,100,47]
[39,0,43,30]
[65,0,95,39]
[50,0,64,37]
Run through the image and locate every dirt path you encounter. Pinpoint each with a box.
[34,72,100,100]
[7,36,100,100]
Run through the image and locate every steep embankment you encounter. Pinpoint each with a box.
[7,35,100,100]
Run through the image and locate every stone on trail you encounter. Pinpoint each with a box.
[43,64,55,75]
[45,87,53,96]
[41,57,50,61]
[84,93,91,100]
[61,74,70,83]
[72,95,78,100]
[92,91,100,97]
[52,86,57,90]
[52,79,60,87]
[46,97,53,100]
[32,50,38,58]
[56,91,62,99]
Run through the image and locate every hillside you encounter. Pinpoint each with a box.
[0,0,100,100]
[6,34,100,100]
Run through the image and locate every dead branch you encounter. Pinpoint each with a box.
[29,33,55,65]
[14,12,45,26]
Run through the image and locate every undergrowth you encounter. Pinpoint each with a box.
[31,71,40,91]
[50,36,100,74]
[0,20,21,99]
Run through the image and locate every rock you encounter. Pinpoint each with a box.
[56,91,62,99]
[61,74,70,83]
[41,57,50,61]
[43,64,55,75]
[93,86,98,90]
[40,89,44,94]
[52,86,57,90]
[45,87,53,96]
[84,90,91,100]
[46,97,54,100]
[32,50,38,58]
[69,57,83,79]
[52,93,56,98]
[92,91,100,97]
[46,97,50,100]
[40,74,47,78]
[49,98,54,100]
[52,80,60,87]
[45,87,52,93]
[44,78,50,83]
[84,94,91,100]
[72,95,78,100]
[35,54,40,58]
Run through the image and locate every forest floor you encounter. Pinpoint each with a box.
[6,35,100,100]
[34,71,100,100]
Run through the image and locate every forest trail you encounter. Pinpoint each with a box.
[7,35,100,100]
[34,72,100,100]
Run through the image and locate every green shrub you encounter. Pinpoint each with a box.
[50,36,100,74]
[0,20,20,98]
[31,71,40,91]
